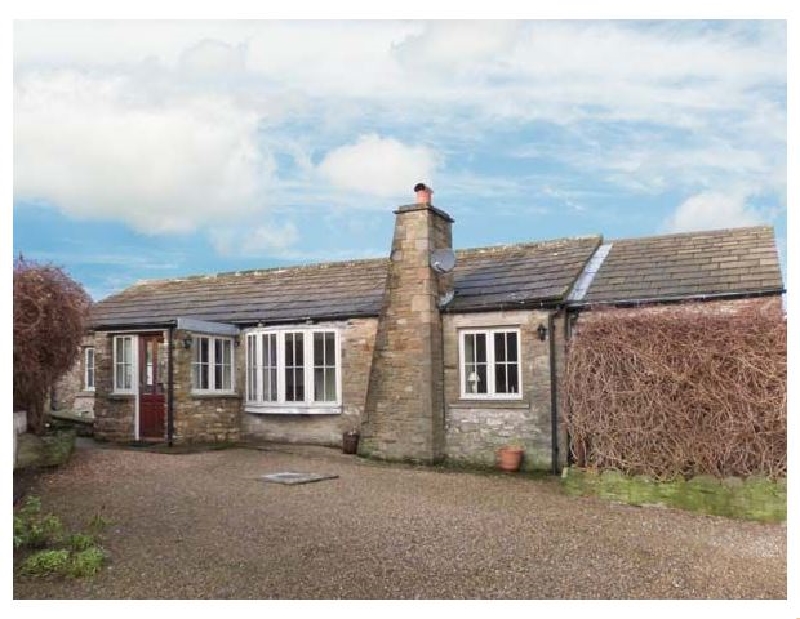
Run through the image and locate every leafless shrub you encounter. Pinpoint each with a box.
[562,303,786,479]
[14,256,91,434]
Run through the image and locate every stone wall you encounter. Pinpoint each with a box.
[443,309,561,471]
[171,329,242,443]
[93,331,135,442]
[360,204,453,463]
[51,334,95,415]
[243,318,377,445]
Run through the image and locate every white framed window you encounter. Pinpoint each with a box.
[191,336,234,393]
[84,347,95,391]
[245,327,341,412]
[113,336,134,394]
[459,328,522,399]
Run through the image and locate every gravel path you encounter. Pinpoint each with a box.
[13,443,786,599]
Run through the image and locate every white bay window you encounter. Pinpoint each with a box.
[246,328,340,412]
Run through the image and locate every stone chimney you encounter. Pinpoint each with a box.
[359,183,454,463]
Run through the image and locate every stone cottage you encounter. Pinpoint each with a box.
[73,185,784,472]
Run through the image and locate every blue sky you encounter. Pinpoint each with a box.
[13,20,787,300]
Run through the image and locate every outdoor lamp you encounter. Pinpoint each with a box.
[537,323,548,341]
[183,335,192,349]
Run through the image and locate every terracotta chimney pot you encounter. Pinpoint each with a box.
[414,182,433,205]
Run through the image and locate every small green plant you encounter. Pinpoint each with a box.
[67,533,94,552]
[67,546,106,578]
[20,549,70,576]
[13,496,63,549]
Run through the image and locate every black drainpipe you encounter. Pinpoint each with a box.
[548,311,559,475]
[167,325,174,447]
[564,310,574,467]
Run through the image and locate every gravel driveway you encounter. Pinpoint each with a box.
[13,443,786,599]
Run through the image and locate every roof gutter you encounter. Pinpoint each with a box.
[567,287,785,311]
[441,297,565,314]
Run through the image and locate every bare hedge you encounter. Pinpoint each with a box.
[14,256,91,434]
[562,303,786,479]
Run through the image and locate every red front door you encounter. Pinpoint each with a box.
[139,335,165,439]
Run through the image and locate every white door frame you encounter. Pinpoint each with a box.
[133,335,140,441]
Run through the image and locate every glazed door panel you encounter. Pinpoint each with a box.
[139,335,165,439]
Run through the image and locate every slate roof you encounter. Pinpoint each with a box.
[580,226,784,304]
[89,235,602,329]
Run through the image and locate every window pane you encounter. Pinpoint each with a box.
[285,334,294,365]
[115,364,124,389]
[314,367,325,401]
[269,334,277,365]
[325,332,334,365]
[325,367,336,401]
[314,333,324,366]
[495,332,506,362]
[475,334,486,362]
[115,340,123,363]
[222,364,231,390]
[495,363,507,393]
[465,334,474,363]
[124,363,132,390]
[295,334,303,365]
[247,335,256,400]
[506,333,518,362]
[507,364,519,394]
[222,339,231,365]
[200,338,209,363]
[285,367,294,401]
[476,364,487,393]
[269,368,277,401]
[295,368,304,401]
[214,364,223,390]
[123,337,132,364]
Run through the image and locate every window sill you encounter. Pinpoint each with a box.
[245,405,342,416]
[190,391,240,399]
[450,400,529,410]
[108,392,135,399]
[78,390,95,397]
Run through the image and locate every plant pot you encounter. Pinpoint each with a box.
[497,446,524,472]
[342,432,360,455]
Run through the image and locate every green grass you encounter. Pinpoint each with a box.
[561,467,786,522]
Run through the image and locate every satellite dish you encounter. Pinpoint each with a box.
[438,289,455,309]
[430,248,456,273]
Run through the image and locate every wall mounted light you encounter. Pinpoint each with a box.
[183,335,192,349]
[537,324,548,341]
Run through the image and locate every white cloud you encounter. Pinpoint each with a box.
[662,191,765,233]
[12,20,786,239]
[14,70,273,234]
[210,221,299,257]
[317,134,441,198]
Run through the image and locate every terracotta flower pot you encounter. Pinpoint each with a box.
[498,446,524,472]
[342,432,360,455]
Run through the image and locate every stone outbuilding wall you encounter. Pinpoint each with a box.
[443,309,567,472]
[241,318,377,445]
[50,334,95,416]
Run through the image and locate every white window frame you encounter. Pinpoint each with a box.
[458,328,523,400]
[245,327,342,414]
[84,347,95,392]
[191,336,236,395]
[112,335,135,395]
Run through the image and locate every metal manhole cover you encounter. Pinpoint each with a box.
[258,472,339,485]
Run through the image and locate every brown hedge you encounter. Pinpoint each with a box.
[14,256,91,434]
[562,303,786,479]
